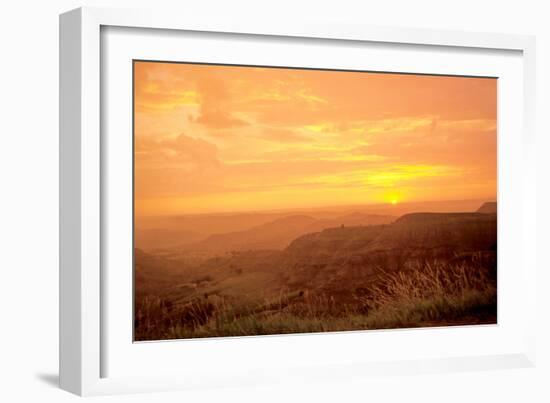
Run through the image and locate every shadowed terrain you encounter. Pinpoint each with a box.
[135,202,497,341]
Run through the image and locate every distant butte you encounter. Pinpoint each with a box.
[477,202,497,214]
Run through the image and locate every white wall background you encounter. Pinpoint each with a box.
[0,1,548,402]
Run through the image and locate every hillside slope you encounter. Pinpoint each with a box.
[135,210,498,339]
[137,212,496,304]
[280,212,496,295]
[181,213,395,253]
[477,201,497,214]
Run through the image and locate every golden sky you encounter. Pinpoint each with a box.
[134,61,497,216]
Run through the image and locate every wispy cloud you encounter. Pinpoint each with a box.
[134,61,496,215]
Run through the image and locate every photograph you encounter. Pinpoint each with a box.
[133,61,497,341]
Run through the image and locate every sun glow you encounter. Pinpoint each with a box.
[383,191,403,206]
[134,61,497,216]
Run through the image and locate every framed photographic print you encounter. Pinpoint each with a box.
[132,60,499,342]
[60,7,537,396]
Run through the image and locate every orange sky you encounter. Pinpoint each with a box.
[134,61,497,216]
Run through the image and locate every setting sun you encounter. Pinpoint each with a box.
[134,61,496,216]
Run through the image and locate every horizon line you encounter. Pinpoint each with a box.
[135,197,497,219]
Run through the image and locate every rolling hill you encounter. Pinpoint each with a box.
[135,210,496,305]
[178,213,395,253]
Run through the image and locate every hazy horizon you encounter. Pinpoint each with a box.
[135,197,496,219]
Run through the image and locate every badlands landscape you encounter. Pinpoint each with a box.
[134,201,497,341]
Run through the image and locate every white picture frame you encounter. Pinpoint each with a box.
[59,6,537,396]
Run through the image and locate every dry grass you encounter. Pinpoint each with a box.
[361,261,495,311]
[135,261,496,341]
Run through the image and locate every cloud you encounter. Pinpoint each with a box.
[134,62,202,114]
[195,105,249,129]
[136,133,218,165]
[135,133,223,198]
[136,90,200,112]
[300,117,435,136]
[281,164,465,196]
[256,88,327,105]
[134,62,497,214]
[254,127,311,143]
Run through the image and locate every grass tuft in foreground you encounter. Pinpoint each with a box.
[135,261,496,341]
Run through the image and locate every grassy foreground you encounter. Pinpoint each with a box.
[135,262,496,341]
